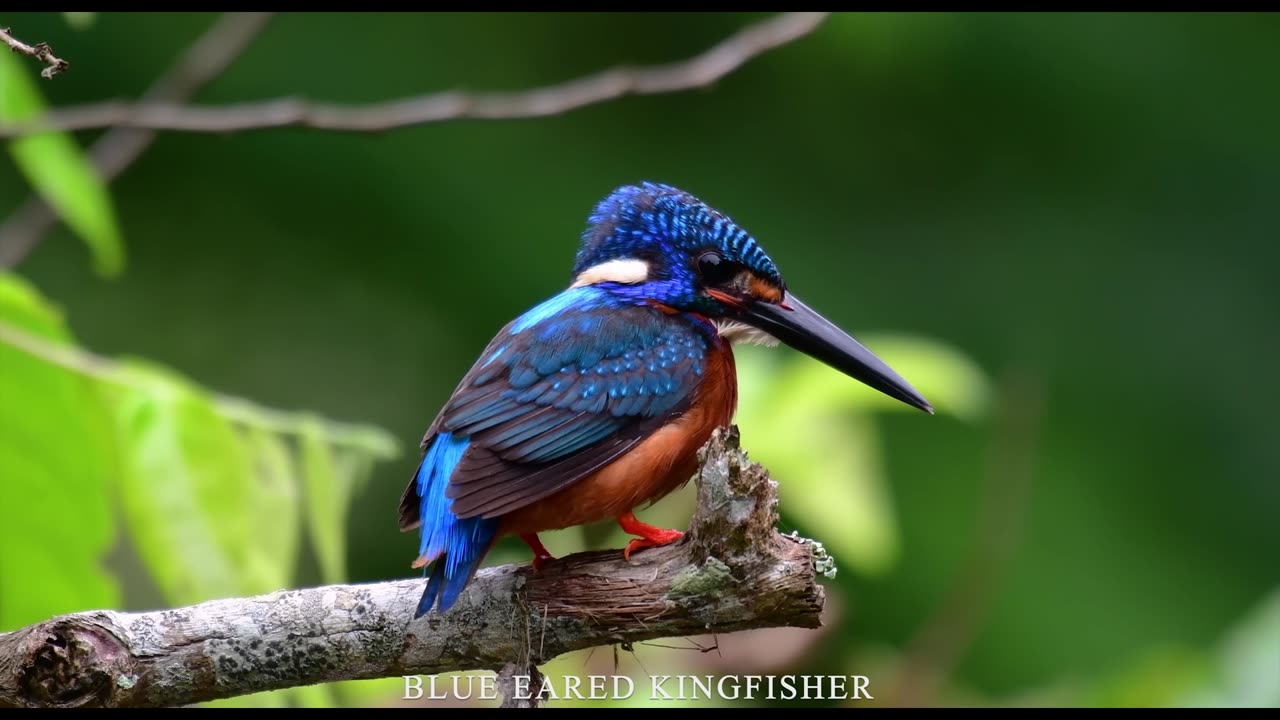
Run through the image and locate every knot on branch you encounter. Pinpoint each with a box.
[686,425,782,561]
[5,614,131,708]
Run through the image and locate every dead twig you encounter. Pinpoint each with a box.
[0,25,68,79]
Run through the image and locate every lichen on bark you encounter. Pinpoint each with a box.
[1,425,830,708]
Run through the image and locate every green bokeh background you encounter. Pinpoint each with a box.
[1,12,1276,708]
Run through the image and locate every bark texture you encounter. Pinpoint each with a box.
[0,426,829,708]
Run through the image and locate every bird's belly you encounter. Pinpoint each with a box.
[498,344,738,536]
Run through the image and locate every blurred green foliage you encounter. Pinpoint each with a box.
[0,52,122,276]
[734,338,991,575]
[0,272,399,708]
[0,274,117,631]
[0,10,1276,709]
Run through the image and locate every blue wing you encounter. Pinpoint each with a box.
[400,285,711,522]
[398,286,712,614]
[448,286,710,516]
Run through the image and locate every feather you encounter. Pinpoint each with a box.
[714,319,780,347]
[399,287,713,530]
[411,432,500,616]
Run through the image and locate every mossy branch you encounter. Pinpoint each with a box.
[0,426,827,708]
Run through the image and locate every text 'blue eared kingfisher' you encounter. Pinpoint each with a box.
[398,182,933,616]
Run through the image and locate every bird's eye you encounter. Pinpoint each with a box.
[697,251,736,286]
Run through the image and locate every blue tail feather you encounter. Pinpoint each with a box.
[413,432,500,618]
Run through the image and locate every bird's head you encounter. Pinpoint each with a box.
[571,182,933,414]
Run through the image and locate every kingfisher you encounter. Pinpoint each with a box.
[398,182,932,617]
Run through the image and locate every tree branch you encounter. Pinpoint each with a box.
[0,426,829,709]
[0,25,68,79]
[0,12,275,268]
[0,12,830,138]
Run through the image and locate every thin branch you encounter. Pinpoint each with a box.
[0,315,398,458]
[0,427,827,708]
[84,12,276,178]
[0,25,68,79]
[0,12,275,268]
[0,12,830,137]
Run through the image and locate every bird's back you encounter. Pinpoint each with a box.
[398,285,732,614]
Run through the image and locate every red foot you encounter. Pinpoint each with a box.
[617,511,684,561]
[520,533,556,571]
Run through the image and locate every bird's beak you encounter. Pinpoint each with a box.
[741,293,934,414]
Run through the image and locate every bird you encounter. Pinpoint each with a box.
[398,182,932,617]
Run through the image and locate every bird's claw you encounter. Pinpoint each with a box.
[530,551,555,572]
[623,528,684,561]
[521,533,556,572]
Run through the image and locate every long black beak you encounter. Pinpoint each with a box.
[742,293,934,414]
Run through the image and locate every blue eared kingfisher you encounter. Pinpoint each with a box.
[398,182,933,616]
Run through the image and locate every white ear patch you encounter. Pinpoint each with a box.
[714,320,780,347]
[570,258,650,288]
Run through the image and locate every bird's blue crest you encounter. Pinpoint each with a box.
[573,182,782,290]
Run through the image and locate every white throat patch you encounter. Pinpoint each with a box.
[714,320,780,347]
[570,258,650,288]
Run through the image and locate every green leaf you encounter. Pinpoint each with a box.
[855,334,993,422]
[333,444,381,515]
[296,435,385,588]
[299,417,348,584]
[0,272,119,631]
[242,426,302,592]
[207,669,335,708]
[0,268,400,666]
[732,336,990,576]
[105,359,263,604]
[1180,587,1280,708]
[289,683,339,708]
[750,334,992,423]
[334,676,414,708]
[1086,645,1212,708]
[783,412,893,575]
[735,349,898,575]
[0,52,125,277]
[205,690,291,709]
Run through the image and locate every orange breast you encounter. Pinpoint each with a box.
[498,342,738,536]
